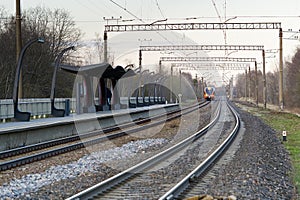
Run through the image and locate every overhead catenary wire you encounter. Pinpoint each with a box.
[74,0,103,18]
[151,0,188,50]
[154,0,166,19]
[107,0,180,49]
[109,0,143,22]
[87,0,119,17]
[211,0,228,56]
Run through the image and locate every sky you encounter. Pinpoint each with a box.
[1,0,300,82]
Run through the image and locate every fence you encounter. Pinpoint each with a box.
[0,96,167,121]
[0,98,76,120]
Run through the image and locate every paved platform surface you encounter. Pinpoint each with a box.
[0,104,175,134]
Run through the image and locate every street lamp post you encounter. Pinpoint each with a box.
[13,38,45,121]
[51,46,75,117]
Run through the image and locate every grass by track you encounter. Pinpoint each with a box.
[236,102,300,196]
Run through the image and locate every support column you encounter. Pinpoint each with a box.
[255,61,258,107]
[103,31,110,110]
[179,70,182,96]
[170,66,173,103]
[139,49,142,71]
[262,50,267,109]
[248,66,251,101]
[104,31,108,62]
[230,76,234,100]
[245,69,247,101]
[76,82,81,114]
[139,50,142,97]
[159,60,162,74]
[83,75,95,113]
[201,77,204,100]
[279,28,284,110]
[111,79,120,110]
[16,0,23,98]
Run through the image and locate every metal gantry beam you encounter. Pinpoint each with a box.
[171,63,250,71]
[174,66,244,71]
[140,45,264,51]
[105,22,281,32]
[160,57,257,106]
[139,44,265,108]
[160,57,256,63]
[104,21,283,109]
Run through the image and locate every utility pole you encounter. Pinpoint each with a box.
[103,16,122,63]
[279,28,284,110]
[16,0,22,98]
[170,65,173,103]
[245,69,247,101]
[255,61,258,107]
[248,66,251,101]
[262,50,267,109]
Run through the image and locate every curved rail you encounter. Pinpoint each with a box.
[0,102,209,171]
[159,101,240,200]
[0,104,193,159]
[66,101,221,200]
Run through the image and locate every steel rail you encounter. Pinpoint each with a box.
[66,101,221,200]
[0,104,186,159]
[0,102,209,171]
[159,101,240,200]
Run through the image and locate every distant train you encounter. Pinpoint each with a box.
[203,87,215,101]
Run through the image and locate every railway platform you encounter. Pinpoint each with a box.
[0,103,179,151]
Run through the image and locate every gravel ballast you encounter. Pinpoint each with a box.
[0,139,168,199]
[0,102,297,199]
[203,103,297,199]
[0,105,209,199]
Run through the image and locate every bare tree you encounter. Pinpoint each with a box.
[285,48,300,108]
[235,73,246,98]
[266,71,279,105]
[94,33,104,63]
[0,6,82,99]
[0,7,16,98]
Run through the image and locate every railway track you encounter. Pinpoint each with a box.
[0,101,209,171]
[66,99,239,200]
[160,101,240,200]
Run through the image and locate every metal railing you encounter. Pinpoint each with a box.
[0,96,168,121]
[0,98,76,120]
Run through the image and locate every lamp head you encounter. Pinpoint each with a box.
[37,38,45,43]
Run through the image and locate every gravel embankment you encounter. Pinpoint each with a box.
[203,103,297,199]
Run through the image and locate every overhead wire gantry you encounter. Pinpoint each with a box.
[139,44,266,107]
[103,21,283,109]
[160,56,257,104]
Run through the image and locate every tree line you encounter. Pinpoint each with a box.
[0,6,81,99]
[234,48,300,110]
